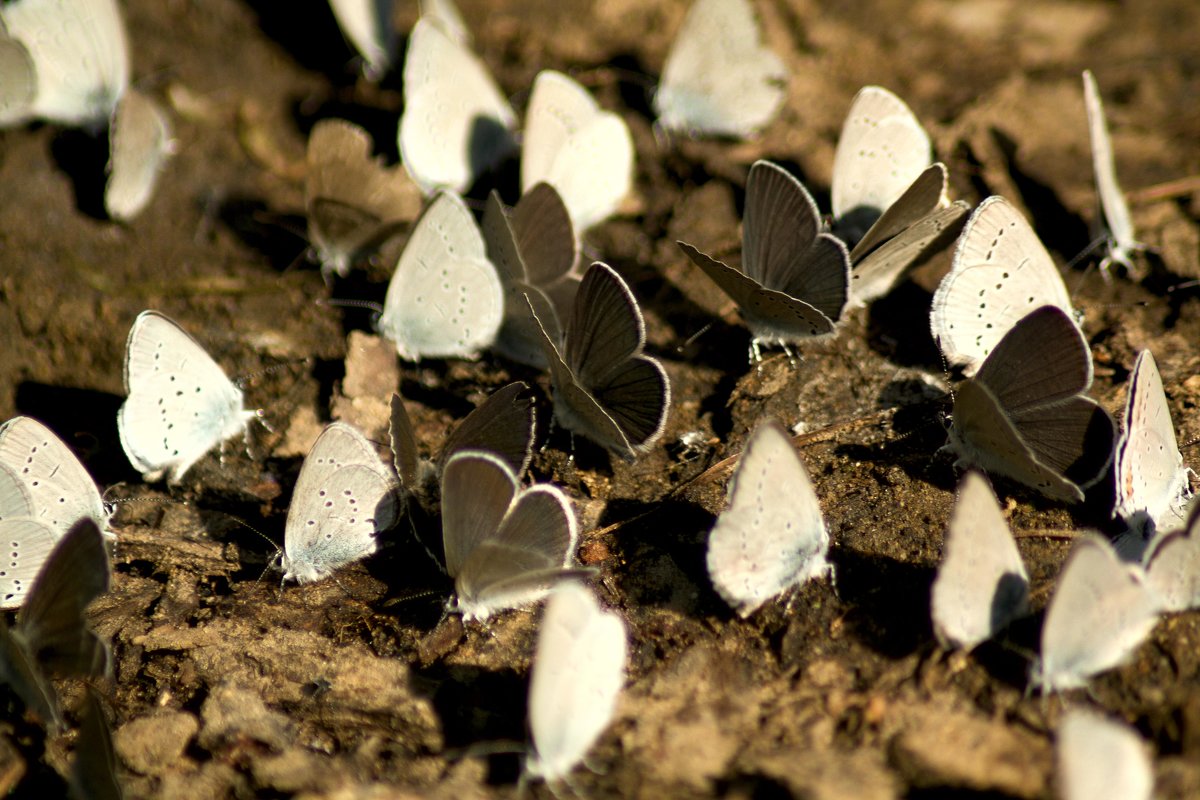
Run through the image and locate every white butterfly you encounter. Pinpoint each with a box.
[930,471,1029,650]
[832,87,968,305]
[653,0,786,138]
[1143,502,1200,613]
[305,118,420,280]
[376,191,503,360]
[398,17,516,194]
[524,582,627,785]
[1057,708,1154,800]
[104,88,173,222]
[1031,534,1160,693]
[118,311,259,484]
[0,415,111,607]
[944,305,1116,504]
[0,0,129,129]
[706,420,831,617]
[1083,69,1143,274]
[327,0,395,79]
[522,70,634,233]
[281,422,400,584]
[931,196,1075,376]
[1114,350,1190,533]
[441,450,585,621]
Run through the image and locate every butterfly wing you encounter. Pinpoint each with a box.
[677,242,839,342]
[1033,535,1160,693]
[15,517,111,679]
[1144,504,1200,612]
[1083,70,1138,267]
[327,0,395,78]
[831,86,932,231]
[305,119,418,278]
[440,382,536,478]
[483,186,578,368]
[930,471,1029,649]
[0,519,58,610]
[849,163,950,261]
[559,263,669,457]
[118,311,251,482]
[282,423,399,584]
[744,160,850,323]
[0,0,128,127]
[387,393,422,490]
[948,379,1086,503]
[522,70,634,232]
[399,18,516,194]
[1058,709,1153,800]
[654,0,785,137]
[440,451,517,578]
[526,582,627,783]
[0,416,106,537]
[378,191,503,360]
[851,201,969,305]
[1115,350,1190,531]
[454,484,580,619]
[706,421,830,616]
[931,196,1074,375]
[0,34,36,126]
[104,88,172,222]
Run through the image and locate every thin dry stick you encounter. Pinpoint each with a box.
[1125,174,1200,204]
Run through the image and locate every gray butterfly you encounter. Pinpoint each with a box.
[305,118,420,280]
[69,689,124,800]
[0,517,111,730]
[389,381,536,509]
[944,305,1116,503]
[677,160,850,354]
[527,261,670,459]
[441,450,588,620]
[482,183,579,368]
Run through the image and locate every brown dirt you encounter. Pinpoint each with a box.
[3,0,1200,797]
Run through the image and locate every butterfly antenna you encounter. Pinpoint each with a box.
[677,322,714,354]
[1067,237,1108,294]
[317,296,385,315]
[1166,278,1200,294]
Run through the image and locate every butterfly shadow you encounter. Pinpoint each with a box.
[831,547,935,659]
[214,195,311,272]
[411,661,528,785]
[48,127,109,222]
[243,0,378,89]
[599,496,722,617]
[863,283,944,369]
[14,382,133,487]
[986,128,1091,262]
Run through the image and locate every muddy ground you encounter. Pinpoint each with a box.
[2,0,1200,797]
